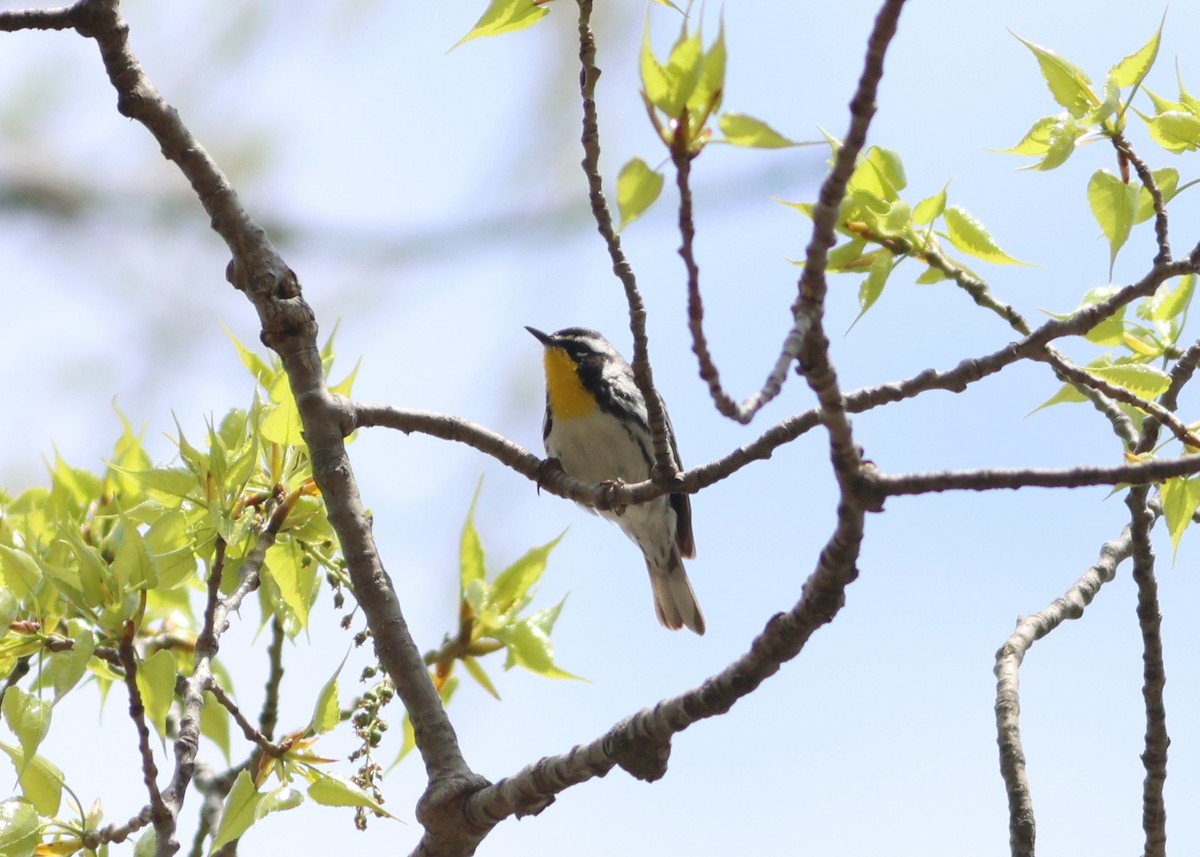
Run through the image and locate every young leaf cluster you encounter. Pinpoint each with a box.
[0,336,387,854]
[617,14,803,227]
[780,140,1026,325]
[391,482,576,766]
[1003,17,1200,273]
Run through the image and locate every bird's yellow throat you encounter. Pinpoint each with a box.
[543,347,598,419]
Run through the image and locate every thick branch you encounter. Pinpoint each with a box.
[442,506,866,848]
[1126,487,1169,857]
[58,2,479,843]
[792,0,908,485]
[993,528,1134,857]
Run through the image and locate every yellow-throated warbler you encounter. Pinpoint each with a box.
[526,326,705,634]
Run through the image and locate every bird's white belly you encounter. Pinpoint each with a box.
[545,410,676,566]
[545,410,650,484]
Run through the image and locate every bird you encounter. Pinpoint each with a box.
[526,325,704,634]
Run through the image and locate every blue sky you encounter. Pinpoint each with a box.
[3,0,1200,854]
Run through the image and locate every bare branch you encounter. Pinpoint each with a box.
[574,0,675,482]
[0,5,72,31]
[84,805,155,852]
[259,615,285,742]
[994,527,1134,857]
[117,620,168,832]
[206,678,284,758]
[874,456,1200,496]
[1126,487,1169,857]
[792,0,907,489]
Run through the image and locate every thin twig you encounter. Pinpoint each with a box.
[207,679,284,757]
[874,455,1200,496]
[259,615,285,742]
[84,805,155,852]
[574,0,675,482]
[1111,133,1170,265]
[117,620,168,829]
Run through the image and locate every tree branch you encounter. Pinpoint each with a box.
[1126,486,1169,857]
[874,456,1200,496]
[447,505,866,848]
[993,527,1134,857]
[0,5,72,30]
[574,0,675,482]
[117,621,168,835]
[793,0,907,486]
[58,3,482,848]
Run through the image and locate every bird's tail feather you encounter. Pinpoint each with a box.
[648,552,705,635]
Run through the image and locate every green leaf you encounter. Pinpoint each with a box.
[260,373,304,448]
[1085,362,1171,398]
[691,19,726,119]
[464,499,497,590]
[0,547,40,603]
[616,158,665,229]
[497,613,580,680]
[462,656,501,700]
[135,648,177,740]
[1067,285,1126,346]
[451,0,549,50]
[143,510,196,591]
[1108,13,1164,89]
[997,114,1083,170]
[133,829,157,857]
[486,532,564,619]
[263,540,316,630]
[210,770,264,853]
[640,20,670,114]
[255,784,305,821]
[717,113,795,148]
[2,688,50,767]
[826,238,869,273]
[200,690,231,765]
[661,29,704,118]
[1012,32,1097,118]
[0,744,64,817]
[39,623,94,704]
[1134,168,1179,224]
[223,327,275,388]
[0,798,39,857]
[1161,475,1200,559]
[121,467,198,508]
[943,206,1030,265]
[113,516,157,592]
[853,251,894,324]
[306,771,394,818]
[1147,274,1195,323]
[308,654,346,735]
[1140,109,1200,153]
[1029,382,1090,414]
[1087,169,1139,277]
[914,266,947,285]
[0,591,16,639]
[912,185,948,226]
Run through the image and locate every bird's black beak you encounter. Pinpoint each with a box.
[525,326,552,346]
